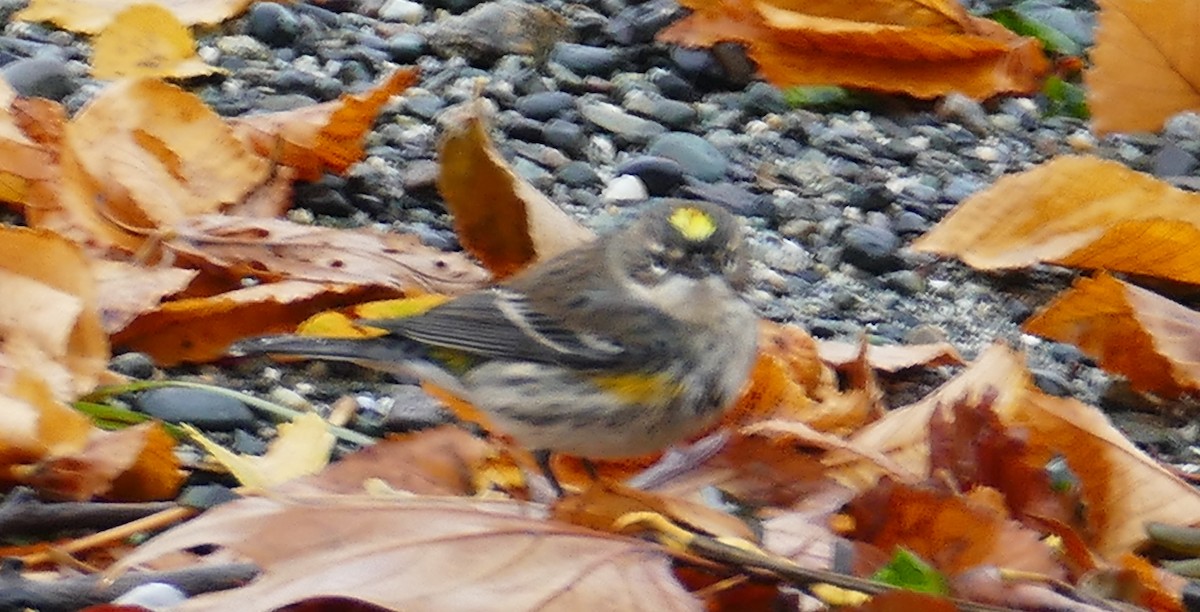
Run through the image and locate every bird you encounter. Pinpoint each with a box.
[228,199,759,494]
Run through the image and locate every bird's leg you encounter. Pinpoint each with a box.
[533,449,564,497]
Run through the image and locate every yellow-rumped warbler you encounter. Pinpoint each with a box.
[230,199,758,489]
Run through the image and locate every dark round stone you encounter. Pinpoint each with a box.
[550,42,622,77]
[648,68,698,102]
[246,3,301,47]
[294,178,355,217]
[514,91,575,121]
[893,211,927,235]
[505,116,545,143]
[2,56,75,101]
[135,387,256,431]
[386,32,427,63]
[542,119,589,158]
[841,224,902,273]
[741,81,788,115]
[606,0,684,44]
[646,132,728,182]
[383,385,451,432]
[615,156,686,196]
[108,352,156,379]
[556,161,602,187]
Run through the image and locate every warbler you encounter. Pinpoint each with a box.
[230,199,758,488]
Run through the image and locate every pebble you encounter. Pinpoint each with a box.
[135,387,256,431]
[606,0,684,45]
[602,174,649,202]
[385,32,427,63]
[108,352,157,380]
[1152,142,1198,176]
[578,99,666,144]
[622,90,697,129]
[681,181,771,217]
[245,2,301,47]
[378,0,426,24]
[514,91,575,121]
[647,67,698,102]
[1164,112,1200,142]
[556,160,602,186]
[615,155,686,195]
[2,56,75,101]
[841,224,901,273]
[741,81,789,116]
[427,0,570,63]
[550,43,622,77]
[382,385,452,432]
[646,132,729,182]
[542,118,589,158]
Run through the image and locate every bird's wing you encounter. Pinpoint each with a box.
[364,289,634,367]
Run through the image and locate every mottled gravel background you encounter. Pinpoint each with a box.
[6,0,1199,468]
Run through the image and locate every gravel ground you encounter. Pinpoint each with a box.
[7,0,1200,466]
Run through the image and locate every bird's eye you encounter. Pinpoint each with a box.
[649,252,669,276]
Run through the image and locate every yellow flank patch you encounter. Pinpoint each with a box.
[668,206,717,242]
[590,372,681,405]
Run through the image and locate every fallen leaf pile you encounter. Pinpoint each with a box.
[2,0,1200,609]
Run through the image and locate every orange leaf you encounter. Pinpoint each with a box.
[1086,0,1200,134]
[659,0,1049,100]
[0,226,108,399]
[1023,273,1200,398]
[91,4,220,80]
[111,280,403,365]
[913,156,1200,284]
[437,99,595,278]
[22,422,183,501]
[230,68,418,182]
[847,480,1065,577]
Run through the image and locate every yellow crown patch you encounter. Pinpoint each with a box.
[668,206,717,241]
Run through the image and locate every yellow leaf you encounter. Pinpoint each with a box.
[92,4,222,80]
[185,412,335,488]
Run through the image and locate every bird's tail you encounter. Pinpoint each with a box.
[227,334,467,394]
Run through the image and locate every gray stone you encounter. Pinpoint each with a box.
[550,43,621,77]
[578,100,666,143]
[383,385,451,432]
[2,56,75,101]
[386,32,427,63]
[378,0,426,24]
[1153,142,1199,177]
[742,81,788,115]
[607,0,684,45]
[623,90,696,129]
[542,119,588,158]
[427,0,570,63]
[136,387,256,431]
[246,3,300,47]
[841,224,901,273]
[109,352,156,379]
[556,160,601,187]
[615,155,686,196]
[646,132,728,182]
[514,91,575,121]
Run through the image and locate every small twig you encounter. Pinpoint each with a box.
[0,558,258,612]
[19,505,197,568]
[0,488,176,536]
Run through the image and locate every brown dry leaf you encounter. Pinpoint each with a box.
[113,495,703,611]
[913,156,1200,283]
[91,260,198,334]
[658,0,1049,100]
[834,343,1200,559]
[16,0,257,34]
[20,421,183,501]
[0,92,60,208]
[1086,0,1200,134]
[283,427,493,497]
[164,215,490,294]
[1024,273,1200,398]
[111,280,403,365]
[65,78,270,234]
[817,339,963,371]
[0,369,96,487]
[230,68,418,182]
[186,413,334,489]
[91,4,220,80]
[724,322,832,425]
[0,226,108,399]
[437,99,595,278]
[553,480,756,543]
[847,481,1065,578]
